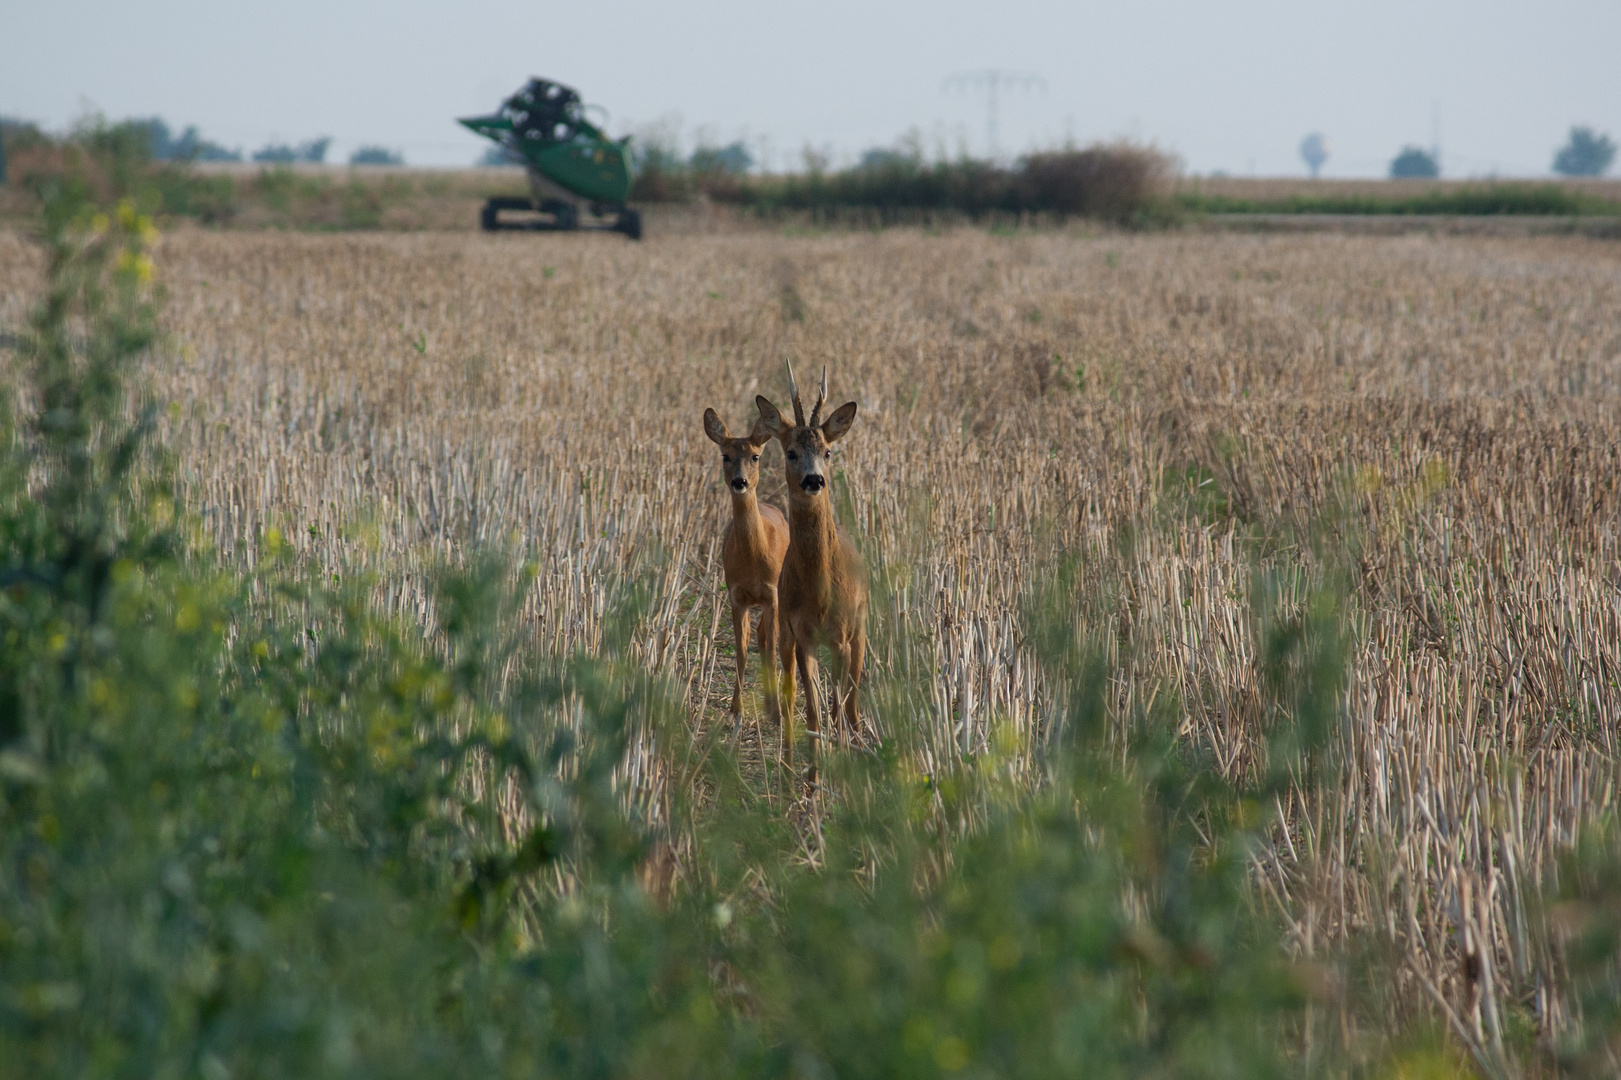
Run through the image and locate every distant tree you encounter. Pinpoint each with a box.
[250,137,327,164]
[1389,146,1439,179]
[168,125,241,161]
[1553,126,1616,177]
[129,117,175,158]
[0,116,48,152]
[0,117,49,183]
[350,145,404,166]
[1298,133,1329,178]
[690,141,752,174]
[252,143,298,164]
[194,141,243,162]
[859,147,919,171]
[137,119,241,162]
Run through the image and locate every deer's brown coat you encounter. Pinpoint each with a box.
[703,408,790,728]
[756,379,866,781]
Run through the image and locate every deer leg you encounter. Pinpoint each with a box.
[797,639,823,785]
[840,630,866,744]
[758,594,778,764]
[760,591,780,726]
[778,613,797,768]
[730,602,750,722]
[827,644,850,749]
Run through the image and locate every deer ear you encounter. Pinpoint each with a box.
[821,401,858,444]
[703,408,729,446]
[755,395,787,439]
[747,414,775,447]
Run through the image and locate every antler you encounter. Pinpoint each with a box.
[809,365,828,427]
[784,360,829,427]
[786,358,806,426]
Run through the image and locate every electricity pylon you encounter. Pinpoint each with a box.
[943,70,1046,160]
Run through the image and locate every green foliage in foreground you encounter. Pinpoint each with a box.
[1176,182,1621,218]
[0,190,1500,1079]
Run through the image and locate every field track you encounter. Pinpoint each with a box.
[2,223,1619,1038]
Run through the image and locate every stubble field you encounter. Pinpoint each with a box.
[3,221,1617,1060]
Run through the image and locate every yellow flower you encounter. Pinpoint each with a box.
[114,250,154,284]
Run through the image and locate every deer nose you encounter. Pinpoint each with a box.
[730,477,748,492]
[799,474,825,493]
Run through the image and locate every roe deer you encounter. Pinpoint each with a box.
[703,408,791,733]
[755,363,866,781]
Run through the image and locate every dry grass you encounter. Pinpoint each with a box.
[2,222,1619,1060]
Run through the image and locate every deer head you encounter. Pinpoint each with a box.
[755,361,857,497]
[703,408,773,496]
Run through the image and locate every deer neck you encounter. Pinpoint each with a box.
[729,489,770,551]
[786,490,839,571]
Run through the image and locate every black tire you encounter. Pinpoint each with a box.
[617,208,642,241]
[480,198,500,231]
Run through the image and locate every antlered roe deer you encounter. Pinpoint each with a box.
[703,408,791,733]
[755,363,866,781]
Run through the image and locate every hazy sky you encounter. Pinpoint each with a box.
[5,0,1617,177]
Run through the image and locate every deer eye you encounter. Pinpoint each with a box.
[751,455,760,463]
[722,456,731,464]
[824,451,832,460]
[786,450,797,461]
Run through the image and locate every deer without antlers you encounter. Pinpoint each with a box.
[703,408,791,735]
[756,363,867,782]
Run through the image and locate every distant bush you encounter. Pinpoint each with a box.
[0,115,240,223]
[253,137,330,164]
[121,116,241,162]
[1,115,240,175]
[0,118,40,184]
[627,127,691,202]
[350,145,404,166]
[690,140,752,175]
[1,116,52,156]
[1553,126,1616,177]
[640,141,1176,226]
[859,146,915,170]
[1020,143,1173,223]
[1389,146,1440,179]
[251,143,295,163]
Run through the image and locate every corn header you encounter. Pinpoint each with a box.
[460,78,641,240]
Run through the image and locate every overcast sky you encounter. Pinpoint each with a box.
[5,0,1617,177]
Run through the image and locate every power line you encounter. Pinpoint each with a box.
[942,69,1045,160]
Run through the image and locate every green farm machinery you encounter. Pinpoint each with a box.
[460,78,641,240]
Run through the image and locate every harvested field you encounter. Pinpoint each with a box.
[3,223,1618,1057]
